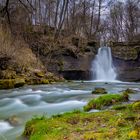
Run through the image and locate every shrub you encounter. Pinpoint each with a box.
[0,24,44,71]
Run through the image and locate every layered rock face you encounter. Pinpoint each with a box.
[23,27,140,81]
[24,31,96,80]
[111,42,140,82]
[43,45,96,80]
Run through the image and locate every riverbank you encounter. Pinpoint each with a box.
[22,85,140,140]
[23,101,140,140]
[0,81,140,140]
[0,69,64,90]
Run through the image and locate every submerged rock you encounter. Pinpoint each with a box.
[92,88,107,94]
[6,115,21,126]
[123,88,135,94]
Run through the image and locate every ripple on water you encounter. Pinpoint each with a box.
[0,98,28,111]
[24,89,48,94]
[35,100,87,109]
[63,90,90,94]
[19,94,42,100]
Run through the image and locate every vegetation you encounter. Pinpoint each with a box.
[84,92,129,111]
[0,0,139,42]
[23,101,140,140]
[0,0,139,88]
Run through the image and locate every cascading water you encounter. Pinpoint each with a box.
[91,46,117,82]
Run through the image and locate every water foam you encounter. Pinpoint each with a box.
[0,121,13,132]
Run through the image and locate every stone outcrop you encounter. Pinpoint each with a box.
[24,32,96,80]
[111,42,140,81]
[42,49,95,80]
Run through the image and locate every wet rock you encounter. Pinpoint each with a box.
[92,88,107,94]
[40,79,50,84]
[14,78,26,88]
[0,79,15,89]
[34,70,45,78]
[123,88,135,94]
[6,115,21,126]
[0,78,26,89]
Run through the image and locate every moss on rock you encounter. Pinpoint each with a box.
[0,78,26,89]
[14,78,26,88]
[123,88,135,94]
[34,71,45,78]
[0,79,15,89]
[92,88,107,94]
[84,93,129,111]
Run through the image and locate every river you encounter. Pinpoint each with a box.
[0,81,140,140]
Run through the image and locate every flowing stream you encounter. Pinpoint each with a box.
[0,82,140,140]
[91,47,117,82]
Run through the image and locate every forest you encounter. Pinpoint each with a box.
[0,0,139,42]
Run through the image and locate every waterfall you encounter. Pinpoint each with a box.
[91,47,117,82]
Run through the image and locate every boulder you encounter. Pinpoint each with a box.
[14,78,26,88]
[0,79,15,89]
[6,115,21,126]
[34,71,45,78]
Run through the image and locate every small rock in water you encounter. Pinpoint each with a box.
[6,115,21,126]
[123,88,135,94]
[92,88,107,94]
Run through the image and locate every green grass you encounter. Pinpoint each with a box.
[84,93,129,111]
[22,102,140,140]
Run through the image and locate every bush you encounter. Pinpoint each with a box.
[0,24,44,72]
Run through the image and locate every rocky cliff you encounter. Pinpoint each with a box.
[111,42,140,82]
[24,30,96,80]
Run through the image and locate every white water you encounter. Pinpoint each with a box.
[0,121,13,132]
[0,82,140,140]
[92,47,117,82]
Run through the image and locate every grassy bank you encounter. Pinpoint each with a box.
[84,92,129,111]
[23,100,140,140]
